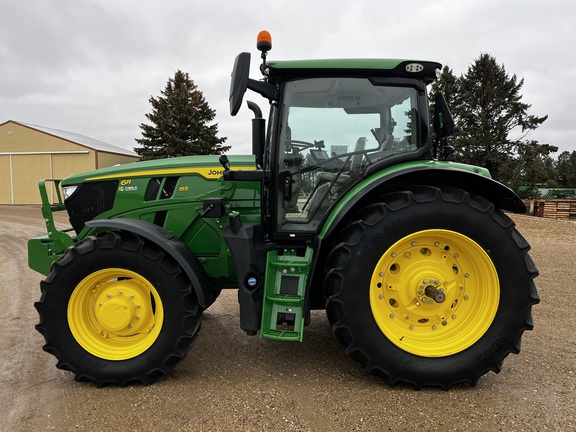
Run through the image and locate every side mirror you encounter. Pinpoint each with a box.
[433,93,455,139]
[229,52,251,116]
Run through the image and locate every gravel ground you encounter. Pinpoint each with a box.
[0,205,574,431]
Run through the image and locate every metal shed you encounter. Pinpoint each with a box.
[0,120,139,204]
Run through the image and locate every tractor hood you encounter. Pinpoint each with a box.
[61,154,257,186]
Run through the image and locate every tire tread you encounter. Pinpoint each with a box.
[324,186,539,389]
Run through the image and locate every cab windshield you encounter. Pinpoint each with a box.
[276,77,421,232]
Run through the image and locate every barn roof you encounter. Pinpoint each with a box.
[5,120,137,157]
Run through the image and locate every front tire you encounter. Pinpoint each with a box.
[324,186,539,389]
[35,231,202,386]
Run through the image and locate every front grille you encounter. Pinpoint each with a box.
[65,181,118,234]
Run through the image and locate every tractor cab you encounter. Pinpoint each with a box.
[228,31,444,241]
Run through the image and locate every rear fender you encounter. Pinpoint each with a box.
[85,218,212,309]
[320,164,525,240]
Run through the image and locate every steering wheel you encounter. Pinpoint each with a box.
[286,139,325,153]
[286,140,316,153]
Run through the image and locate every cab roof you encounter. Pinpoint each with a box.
[266,58,442,84]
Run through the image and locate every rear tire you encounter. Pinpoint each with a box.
[35,231,202,386]
[324,186,539,389]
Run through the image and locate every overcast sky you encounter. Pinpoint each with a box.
[1,0,574,156]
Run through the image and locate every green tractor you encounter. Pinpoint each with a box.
[28,32,539,389]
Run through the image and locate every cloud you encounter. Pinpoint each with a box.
[0,0,574,154]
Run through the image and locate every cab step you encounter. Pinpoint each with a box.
[260,247,312,342]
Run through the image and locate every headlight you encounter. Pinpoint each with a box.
[62,185,79,200]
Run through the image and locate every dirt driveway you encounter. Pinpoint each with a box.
[0,205,574,431]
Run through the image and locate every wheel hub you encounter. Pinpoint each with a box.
[96,296,135,332]
[424,282,445,303]
[90,280,153,336]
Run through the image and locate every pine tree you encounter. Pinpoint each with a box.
[431,54,548,184]
[501,141,558,194]
[556,151,576,187]
[134,70,229,160]
[456,54,547,181]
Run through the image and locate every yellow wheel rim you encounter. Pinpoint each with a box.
[68,268,164,361]
[370,229,499,357]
